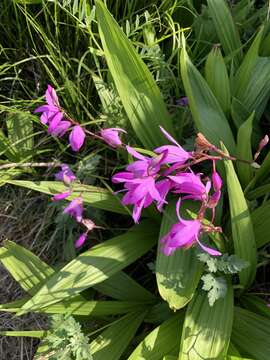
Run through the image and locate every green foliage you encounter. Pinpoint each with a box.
[201,273,227,306]
[39,314,92,360]
[197,253,249,275]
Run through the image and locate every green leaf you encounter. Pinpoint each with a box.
[207,0,242,67]
[0,297,148,317]
[205,46,231,115]
[236,113,254,188]
[201,273,227,306]
[128,313,185,359]
[0,241,154,303]
[91,311,147,360]
[94,271,156,302]
[232,307,270,360]
[232,26,270,126]
[19,220,158,313]
[95,0,173,149]
[240,294,270,320]
[144,302,173,324]
[0,330,45,338]
[156,201,203,310]
[180,38,235,153]
[0,240,53,295]
[222,144,257,288]
[7,180,128,214]
[251,200,270,248]
[179,283,234,360]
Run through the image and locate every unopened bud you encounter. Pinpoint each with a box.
[254,135,269,161]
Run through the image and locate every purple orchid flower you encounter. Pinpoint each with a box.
[34,85,71,137]
[75,233,88,248]
[155,126,191,165]
[161,200,221,256]
[69,125,86,152]
[55,164,76,185]
[169,172,211,201]
[100,128,126,147]
[212,171,222,192]
[112,146,168,223]
[52,191,71,201]
[63,197,84,222]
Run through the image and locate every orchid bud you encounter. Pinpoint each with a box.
[212,171,222,191]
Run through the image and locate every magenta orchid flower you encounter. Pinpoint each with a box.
[52,191,71,201]
[112,146,168,222]
[34,85,71,137]
[212,171,222,192]
[63,197,84,222]
[161,200,221,256]
[55,164,76,185]
[155,126,191,165]
[169,172,210,201]
[69,125,86,152]
[75,233,88,248]
[100,128,126,147]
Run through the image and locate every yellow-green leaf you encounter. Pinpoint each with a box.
[180,38,235,153]
[156,201,203,310]
[95,0,173,149]
[222,144,257,288]
[19,220,157,313]
[128,313,184,360]
[179,283,234,360]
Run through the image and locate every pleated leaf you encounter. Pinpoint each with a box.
[94,271,156,302]
[7,180,128,214]
[179,283,234,360]
[156,201,203,310]
[251,199,270,248]
[0,240,54,295]
[232,26,270,126]
[180,38,235,153]
[232,307,270,360]
[205,47,231,115]
[91,311,146,360]
[0,241,154,303]
[19,220,157,313]
[222,144,257,288]
[95,0,173,149]
[240,294,270,320]
[236,112,254,188]
[207,0,242,67]
[0,297,148,317]
[128,313,184,359]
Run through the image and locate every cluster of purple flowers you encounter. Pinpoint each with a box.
[35,85,223,255]
[52,164,97,248]
[112,127,223,256]
[35,85,126,151]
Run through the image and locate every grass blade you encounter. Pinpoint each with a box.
[207,0,242,67]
